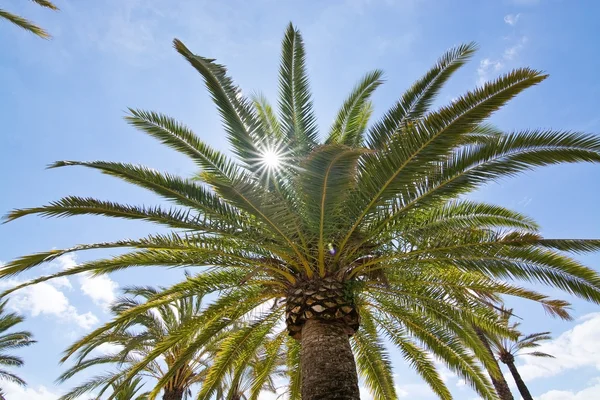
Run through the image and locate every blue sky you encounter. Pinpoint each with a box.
[1,0,600,398]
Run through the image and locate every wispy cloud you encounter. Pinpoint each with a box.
[503,36,528,60]
[0,381,60,400]
[477,29,528,85]
[516,312,600,381]
[477,58,504,85]
[504,13,521,26]
[538,376,600,400]
[0,277,98,330]
[518,196,533,207]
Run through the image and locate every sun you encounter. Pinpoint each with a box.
[261,149,281,169]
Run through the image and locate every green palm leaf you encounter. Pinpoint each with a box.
[279,23,319,151]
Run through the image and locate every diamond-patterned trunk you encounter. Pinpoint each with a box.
[285,276,360,340]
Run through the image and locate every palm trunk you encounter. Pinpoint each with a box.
[162,388,184,400]
[506,360,533,400]
[473,326,514,400]
[301,319,360,400]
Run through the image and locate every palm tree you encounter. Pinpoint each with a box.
[0,300,36,392]
[473,324,515,400]
[60,286,287,400]
[4,23,600,399]
[488,308,555,400]
[0,0,58,39]
[58,287,208,400]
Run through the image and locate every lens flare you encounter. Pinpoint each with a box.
[261,149,281,169]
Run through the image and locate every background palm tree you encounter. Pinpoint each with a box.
[58,287,207,400]
[60,286,289,400]
[4,23,600,400]
[473,324,515,400]
[488,308,555,400]
[214,343,286,400]
[0,0,58,39]
[0,300,36,392]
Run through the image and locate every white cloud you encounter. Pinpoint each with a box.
[477,35,527,85]
[0,380,92,400]
[0,382,59,400]
[516,313,600,381]
[0,279,98,330]
[504,36,528,60]
[54,254,119,310]
[537,377,600,400]
[477,58,504,85]
[48,276,72,289]
[504,13,521,26]
[79,274,119,309]
[0,259,97,329]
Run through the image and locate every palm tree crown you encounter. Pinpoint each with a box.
[3,23,600,399]
[0,301,36,389]
[489,308,554,365]
[58,287,208,400]
[487,308,555,400]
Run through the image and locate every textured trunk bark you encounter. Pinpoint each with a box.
[473,326,514,400]
[506,360,533,400]
[162,388,184,400]
[301,319,360,400]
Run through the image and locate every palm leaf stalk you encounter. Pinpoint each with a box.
[488,308,556,400]
[4,22,600,400]
[0,0,58,39]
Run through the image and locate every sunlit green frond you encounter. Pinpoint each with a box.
[286,337,301,400]
[2,196,206,230]
[279,23,318,151]
[125,109,238,177]
[0,8,51,38]
[366,42,477,149]
[48,160,245,225]
[0,302,35,387]
[193,310,282,400]
[248,333,286,400]
[58,373,120,400]
[352,311,397,400]
[253,93,284,142]
[373,295,498,399]
[377,320,451,400]
[298,145,366,273]
[327,70,383,146]
[32,0,59,10]
[173,39,263,163]
[117,287,269,399]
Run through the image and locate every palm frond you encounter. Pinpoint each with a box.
[0,9,50,38]
[278,23,319,152]
[172,40,263,164]
[366,42,477,149]
[327,70,383,146]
